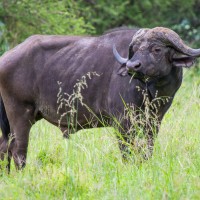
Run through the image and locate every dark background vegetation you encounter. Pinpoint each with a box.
[1,0,200,56]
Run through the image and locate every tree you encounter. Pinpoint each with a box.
[0,0,94,47]
[79,0,200,46]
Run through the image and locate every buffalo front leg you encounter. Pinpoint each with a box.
[144,118,160,159]
[117,124,159,161]
[117,134,155,162]
[117,138,131,161]
[60,127,70,139]
[145,127,159,159]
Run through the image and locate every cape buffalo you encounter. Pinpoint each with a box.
[0,27,199,171]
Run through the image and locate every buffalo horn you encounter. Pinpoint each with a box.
[169,40,200,57]
[155,28,200,57]
[113,45,128,64]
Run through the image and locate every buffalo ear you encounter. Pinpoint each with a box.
[172,54,196,68]
[117,64,128,76]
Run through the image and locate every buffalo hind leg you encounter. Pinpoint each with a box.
[0,137,13,172]
[4,103,35,170]
[9,121,32,170]
[0,136,6,160]
[0,137,8,170]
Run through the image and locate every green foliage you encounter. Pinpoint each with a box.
[0,21,9,55]
[79,0,200,45]
[0,0,94,46]
[172,19,200,47]
[1,1,200,45]
[1,0,200,49]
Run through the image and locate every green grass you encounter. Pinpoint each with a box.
[0,71,200,199]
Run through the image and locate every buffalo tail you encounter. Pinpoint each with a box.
[0,97,10,141]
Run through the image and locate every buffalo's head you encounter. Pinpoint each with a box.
[113,27,200,77]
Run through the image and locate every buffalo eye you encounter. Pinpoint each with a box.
[152,46,162,55]
[155,48,161,53]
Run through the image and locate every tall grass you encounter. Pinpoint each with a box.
[0,70,200,199]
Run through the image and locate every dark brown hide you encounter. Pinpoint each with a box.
[0,27,198,170]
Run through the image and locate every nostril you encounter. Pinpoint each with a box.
[134,62,141,69]
[127,60,142,71]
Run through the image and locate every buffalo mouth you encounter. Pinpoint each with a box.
[128,70,158,83]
